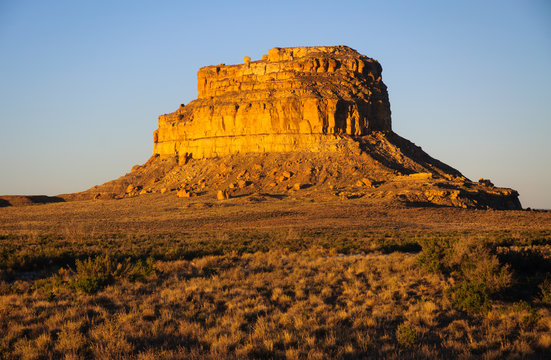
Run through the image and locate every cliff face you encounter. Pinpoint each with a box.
[153,46,391,159]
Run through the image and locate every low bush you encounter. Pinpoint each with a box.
[71,255,115,294]
[419,238,513,314]
[70,255,156,294]
[450,280,491,315]
[417,239,451,273]
[396,322,418,349]
[458,247,512,294]
[511,301,542,327]
[540,279,551,305]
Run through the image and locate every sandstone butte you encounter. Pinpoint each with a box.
[53,46,521,210]
[154,46,391,159]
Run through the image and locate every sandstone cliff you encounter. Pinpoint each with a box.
[65,46,521,210]
[153,46,391,160]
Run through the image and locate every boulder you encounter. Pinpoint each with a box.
[177,189,193,198]
[217,190,230,200]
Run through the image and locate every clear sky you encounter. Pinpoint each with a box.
[1,0,550,208]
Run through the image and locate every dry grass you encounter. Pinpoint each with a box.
[1,193,550,236]
[0,195,550,358]
[0,249,550,358]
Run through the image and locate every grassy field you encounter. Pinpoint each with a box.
[1,193,550,359]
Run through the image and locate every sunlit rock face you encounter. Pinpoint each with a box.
[153,46,392,159]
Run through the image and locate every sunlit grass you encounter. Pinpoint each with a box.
[0,197,550,358]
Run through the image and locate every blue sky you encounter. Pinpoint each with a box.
[1,0,550,208]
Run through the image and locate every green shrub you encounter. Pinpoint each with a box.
[33,271,65,296]
[512,301,542,326]
[69,255,156,294]
[459,247,512,294]
[73,275,109,294]
[396,322,418,349]
[71,255,115,294]
[127,257,155,281]
[417,239,451,273]
[540,279,551,305]
[450,280,491,314]
[422,238,511,313]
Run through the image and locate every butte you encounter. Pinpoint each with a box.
[65,46,521,210]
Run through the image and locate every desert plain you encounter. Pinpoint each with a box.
[1,192,551,359]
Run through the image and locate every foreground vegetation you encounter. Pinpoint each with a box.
[0,195,550,358]
[1,225,551,359]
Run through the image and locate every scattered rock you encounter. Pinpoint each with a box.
[360,178,373,187]
[217,190,230,200]
[177,189,194,198]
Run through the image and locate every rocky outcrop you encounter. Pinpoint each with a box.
[66,46,522,210]
[153,46,391,160]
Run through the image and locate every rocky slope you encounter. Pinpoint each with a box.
[64,46,521,210]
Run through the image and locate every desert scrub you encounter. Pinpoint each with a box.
[417,238,452,273]
[540,279,551,305]
[451,241,512,312]
[72,255,156,293]
[455,245,512,295]
[1,248,550,358]
[396,322,418,349]
[418,237,514,315]
[511,301,542,327]
[71,255,116,293]
[31,255,158,295]
[449,280,492,314]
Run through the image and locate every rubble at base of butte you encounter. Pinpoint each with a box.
[65,46,522,210]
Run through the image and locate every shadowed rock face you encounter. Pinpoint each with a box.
[64,46,522,210]
[0,195,65,207]
[154,46,392,160]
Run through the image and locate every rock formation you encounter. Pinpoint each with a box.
[65,46,522,210]
[153,46,391,160]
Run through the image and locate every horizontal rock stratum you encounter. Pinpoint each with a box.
[64,46,522,210]
[154,46,392,159]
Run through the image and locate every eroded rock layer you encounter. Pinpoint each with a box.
[153,46,391,159]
